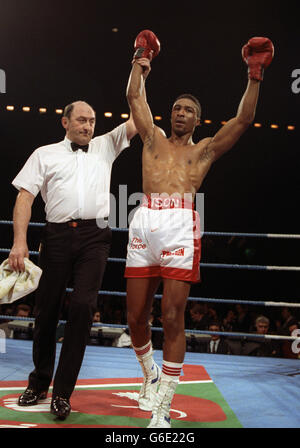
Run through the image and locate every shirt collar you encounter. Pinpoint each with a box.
[63,136,74,152]
[63,136,91,153]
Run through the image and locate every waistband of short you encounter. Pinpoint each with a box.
[141,195,194,210]
[46,218,108,228]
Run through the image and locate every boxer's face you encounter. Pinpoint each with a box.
[62,102,96,145]
[171,98,200,136]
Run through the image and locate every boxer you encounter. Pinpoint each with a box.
[125,31,274,428]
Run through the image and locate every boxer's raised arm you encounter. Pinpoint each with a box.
[126,30,160,146]
[206,79,260,161]
[207,37,274,162]
[126,60,154,144]
[125,57,152,141]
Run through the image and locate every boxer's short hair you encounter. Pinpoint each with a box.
[174,94,201,118]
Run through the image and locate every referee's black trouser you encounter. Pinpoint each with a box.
[28,220,112,399]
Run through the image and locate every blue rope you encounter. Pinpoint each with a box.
[92,289,300,308]
[1,284,298,308]
[97,290,300,308]
[1,248,299,272]
[1,315,298,341]
[0,220,45,228]
[1,220,300,239]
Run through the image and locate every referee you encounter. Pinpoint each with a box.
[8,100,137,420]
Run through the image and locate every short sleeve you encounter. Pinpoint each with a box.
[93,122,130,162]
[12,149,45,197]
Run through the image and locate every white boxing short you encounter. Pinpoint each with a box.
[124,195,201,283]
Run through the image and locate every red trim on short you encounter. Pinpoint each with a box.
[160,266,200,283]
[124,266,161,278]
[125,265,200,283]
[193,210,201,282]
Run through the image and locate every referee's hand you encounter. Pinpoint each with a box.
[8,244,29,272]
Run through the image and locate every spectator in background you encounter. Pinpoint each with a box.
[15,303,32,318]
[234,304,251,333]
[93,310,101,323]
[189,303,211,331]
[203,322,231,355]
[242,315,281,357]
[85,309,102,345]
[113,309,125,325]
[2,303,33,340]
[0,304,15,338]
[254,315,270,334]
[222,309,237,332]
[278,307,296,336]
[207,305,218,322]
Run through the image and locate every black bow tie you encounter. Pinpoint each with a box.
[71,142,89,152]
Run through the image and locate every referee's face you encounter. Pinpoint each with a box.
[63,102,96,145]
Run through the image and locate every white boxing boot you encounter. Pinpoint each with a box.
[147,378,178,428]
[138,352,161,411]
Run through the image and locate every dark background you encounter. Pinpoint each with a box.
[0,0,299,311]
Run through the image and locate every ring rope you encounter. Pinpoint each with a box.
[0,258,298,306]
[96,290,300,308]
[1,248,299,272]
[1,314,299,342]
[1,223,299,348]
[1,221,299,309]
[1,220,300,239]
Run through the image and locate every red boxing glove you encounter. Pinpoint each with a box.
[133,29,160,61]
[242,37,274,81]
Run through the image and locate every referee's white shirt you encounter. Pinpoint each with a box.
[12,123,130,223]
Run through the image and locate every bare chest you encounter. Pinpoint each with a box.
[142,143,212,193]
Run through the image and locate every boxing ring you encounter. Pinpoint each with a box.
[0,220,300,429]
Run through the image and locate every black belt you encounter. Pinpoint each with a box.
[47,218,108,228]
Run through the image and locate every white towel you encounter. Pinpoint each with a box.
[0,258,42,304]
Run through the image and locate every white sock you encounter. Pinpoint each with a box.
[161,360,183,383]
[133,341,155,376]
[133,340,152,360]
